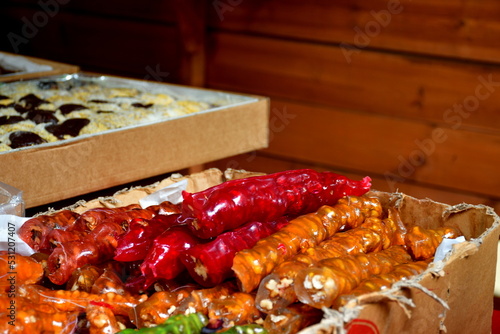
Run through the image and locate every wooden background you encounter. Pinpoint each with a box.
[1,0,499,212]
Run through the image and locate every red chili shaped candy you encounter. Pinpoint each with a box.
[181,216,291,287]
[140,226,202,288]
[114,214,184,262]
[47,221,125,285]
[181,169,371,238]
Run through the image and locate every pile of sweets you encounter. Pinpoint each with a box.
[5,169,463,334]
[0,77,218,152]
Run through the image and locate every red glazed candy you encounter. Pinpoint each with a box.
[140,226,202,288]
[181,217,291,287]
[114,214,184,262]
[18,210,80,253]
[182,169,371,238]
[47,221,125,285]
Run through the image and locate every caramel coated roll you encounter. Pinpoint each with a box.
[0,251,44,287]
[87,303,123,334]
[255,215,398,313]
[334,260,431,308]
[232,196,383,292]
[263,303,323,334]
[207,292,263,329]
[134,288,194,328]
[0,305,79,334]
[19,284,147,317]
[294,246,412,309]
[405,226,461,260]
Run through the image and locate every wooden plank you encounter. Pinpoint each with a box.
[207,98,500,198]
[206,152,500,212]
[207,0,500,64]
[173,0,207,86]
[207,32,500,134]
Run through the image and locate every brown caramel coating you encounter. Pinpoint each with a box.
[207,292,263,328]
[294,246,412,308]
[66,265,103,292]
[334,260,431,307]
[255,215,399,313]
[405,226,461,260]
[233,196,383,293]
[87,303,123,334]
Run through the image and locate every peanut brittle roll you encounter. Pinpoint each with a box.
[19,284,147,317]
[294,246,413,309]
[232,196,382,292]
[0,304,79,334]
[134,288,195,328]
[91,267,130,296]
[405,226,461,260]
[65,265,103,292]
[262,303,323,334]
[173,281,239,316]
[334,259,432,308]
[18,209,80,253]
[255,214,399,312]
[87,302,123,334]
[0,251,44,287]
[165,283,263,331]
[207,292,263,329]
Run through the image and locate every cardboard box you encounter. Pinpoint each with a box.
[66,168,500,334]
[301,190,500,334]
[0,52,79,82]
[0,76,269,208]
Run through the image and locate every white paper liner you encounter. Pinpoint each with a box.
[139,179,188,207]
[0,214,33,256]
[433,236,466,263]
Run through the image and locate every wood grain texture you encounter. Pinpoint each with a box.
[207,0,500,64]
[260,99,500,198]
[207,32,500,134]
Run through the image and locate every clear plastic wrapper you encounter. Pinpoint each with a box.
[0,181,24,216]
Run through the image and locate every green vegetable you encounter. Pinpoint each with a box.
[223,324,269,334]
[119,313,208,334]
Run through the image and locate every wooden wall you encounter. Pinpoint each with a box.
[1,0,499,211]
[203,0,500,211]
